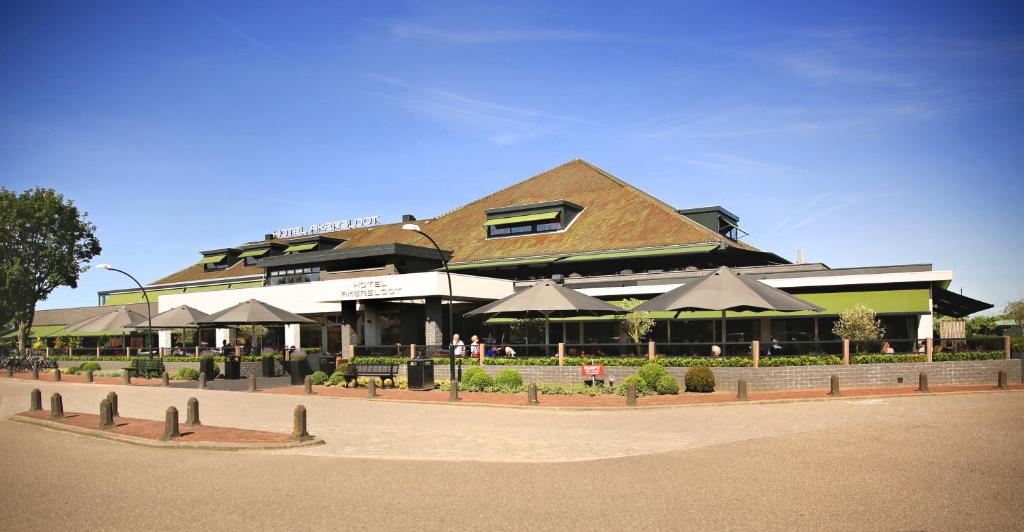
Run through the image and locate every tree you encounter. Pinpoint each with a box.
[1005,299,1024,332]
[832,305,885,353]
[236,325,269,345]
[966,315,1000,336]
[619,298,656,344]
[0,188,101,352]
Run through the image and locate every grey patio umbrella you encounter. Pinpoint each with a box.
[198,299,315,325]
[64,306,149,334]
[128,305,213,353]
[464,280,627,345]
[195,299,314,354]
[64,306,150,354]
[634,266,823,354]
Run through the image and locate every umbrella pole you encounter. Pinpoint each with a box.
[721,310,727,357]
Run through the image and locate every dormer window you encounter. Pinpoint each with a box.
[198,248,240,271]
[237,242,286,266]
[282,236,344,254]
[484,200,582,239]
[677,206,748,241]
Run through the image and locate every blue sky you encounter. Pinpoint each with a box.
[1,1,1021,312]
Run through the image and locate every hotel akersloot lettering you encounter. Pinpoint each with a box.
[272,215,381,238]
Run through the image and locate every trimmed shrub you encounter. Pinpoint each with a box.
[310,370,328,385]
[655,375,681,395]
[327,371,346,386]
[657,357,753,367]
[464,371,495,391]
[176,368,200,381]
[494,368,523,387]
[622,373,646,392]
[460,366,486,385]
[64,366,81,375]
[638,363,667,391]
[684,366,715,393]
[79,362,102,372]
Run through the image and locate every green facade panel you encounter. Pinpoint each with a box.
[483,211,559,226]
[558,244,719,263]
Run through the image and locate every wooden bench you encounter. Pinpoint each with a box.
[345,363,399,388]
[123,358,165,379]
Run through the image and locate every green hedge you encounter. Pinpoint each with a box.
[760,356,842,367]
[933,351,1005,362]
[853,354,926,364]
[657,357,753,367]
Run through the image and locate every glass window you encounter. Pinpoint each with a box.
[536,222,562,232]
[487,214,563,239]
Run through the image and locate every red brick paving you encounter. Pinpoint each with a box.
[6,371,169,387]
[259,382,1024,407]
[16,410,291,444]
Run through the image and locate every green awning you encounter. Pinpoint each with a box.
[485,288,931,322]
[229,281,263,289]
[104,288,184,305]
[199,254,227,264]
[184,284,230,293]
[237,248,269,258]
[558,244,719,263]
[447,257,558,270]
[484,211,559,226]
[2,325,67,339]
[284,242,317,253]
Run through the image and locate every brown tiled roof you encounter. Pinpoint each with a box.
[152,159,761,284]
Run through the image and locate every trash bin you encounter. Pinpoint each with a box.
[407,358,434,391]
[261,355,276,378]
[223,356,241,380]
[199,356,216,381]
[288,358,307,385]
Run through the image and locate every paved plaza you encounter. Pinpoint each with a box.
[0,378,1022,530]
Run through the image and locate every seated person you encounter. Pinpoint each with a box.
[503,344,517,357]
[766,338,784,357]
[710,345,722,357]
[916,341,926,353]
[881,341,895,354]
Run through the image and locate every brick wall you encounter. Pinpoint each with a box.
[402,360,1022,391]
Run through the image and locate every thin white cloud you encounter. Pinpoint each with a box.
[389,22,618,44]
[182,0,283,58]
[361,72,599,145]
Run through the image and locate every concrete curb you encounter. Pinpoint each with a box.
[8,415,325,452]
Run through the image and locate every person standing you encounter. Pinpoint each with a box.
[452,334,465,358]
[469,335,481,360]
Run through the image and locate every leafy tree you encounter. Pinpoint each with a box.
[179,328,197,347]
[1005,299,1024,332]
[236,324,269,344]
[832,305,885,353]
[0,188,101,352]
[619,298,656,344]
[966,315,1000,336]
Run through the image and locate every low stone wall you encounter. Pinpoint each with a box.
[403,359,1022,391]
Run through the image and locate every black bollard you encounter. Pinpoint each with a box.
[997,370,1008,389]
[161,372,169,386]
[198,372,207,390]
[122,372,131,386]
[29,388,42,411]
[54,368,61,382]
[737,378,749,401]
[626,382,637,406]
[828,374,841,397]
[918,372,930,393]
[49,393,64,419]
[160,407,181,441]
[185,397,201,427]
[448,379,460,402]
[32,366,39,380]
[527,383,539,405]
[98,399,114,429]
[368,378,376,399]
[106,391,119,418]
[304,375,313,396]
[289,404,312,442]
[86,370,94,383]
[248,375,257,393]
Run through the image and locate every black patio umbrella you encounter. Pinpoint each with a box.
[128,305,212,354]
[195,299,314,354]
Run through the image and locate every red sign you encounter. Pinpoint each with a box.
[581,365,605,377]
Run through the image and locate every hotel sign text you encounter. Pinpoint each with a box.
[338,279,403,299]
[272,215,381,238]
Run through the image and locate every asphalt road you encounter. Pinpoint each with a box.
[0,382,1022,530]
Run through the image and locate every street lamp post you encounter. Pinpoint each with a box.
[401,224,456,381]
[94,264,153,355]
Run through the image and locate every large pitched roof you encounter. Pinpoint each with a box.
[152,159,760,285]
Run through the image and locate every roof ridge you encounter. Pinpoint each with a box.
[573,159,744,249]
